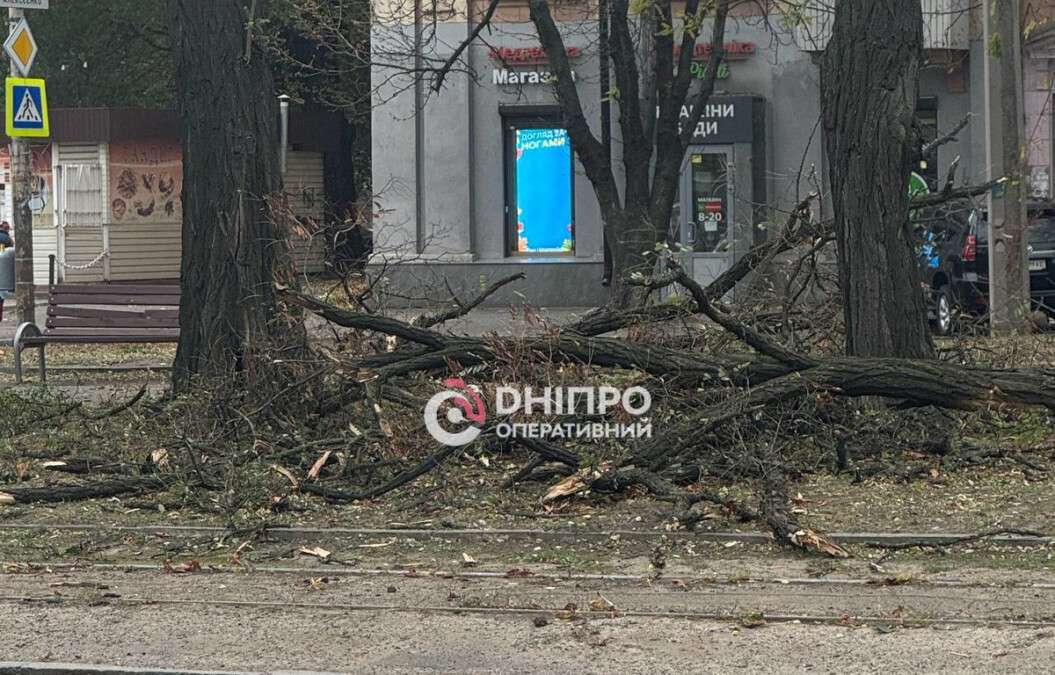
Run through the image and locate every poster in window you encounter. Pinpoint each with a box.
[28,145,53,226]
[109,140,182,224]
[0,144,52,227]
[515,128,573,254]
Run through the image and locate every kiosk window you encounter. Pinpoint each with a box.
[506,125,574,255]
[689,152,729,253]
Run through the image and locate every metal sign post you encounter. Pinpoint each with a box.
[3,0,43,323]
[7,6,32,323]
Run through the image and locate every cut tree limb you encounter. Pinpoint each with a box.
[759,441,849,558]
[0,477,166,504]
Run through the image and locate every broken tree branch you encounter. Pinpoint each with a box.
[286,289,1055,415]
[910,177,1005,209]
[431,0,502,92]
[921,114,970,157]
[412,272,526,329]
[667,258,817,370]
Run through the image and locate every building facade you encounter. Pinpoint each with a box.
[2,108,343,286]
[1024,0,1055,201]
[370,0,990,307]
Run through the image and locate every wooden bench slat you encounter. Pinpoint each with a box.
[49,306,146,318]
[47,306,180,321]
[47,316,180,329]
[50,293,181,306]
[42,326,181,335]
[24,333,180,345]
[52,284,180,295]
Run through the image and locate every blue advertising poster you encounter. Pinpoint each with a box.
[515,128,573,253]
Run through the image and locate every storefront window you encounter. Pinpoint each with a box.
[508,126,574,255]
[689,152,729,253]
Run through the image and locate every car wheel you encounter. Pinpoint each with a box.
[932,286,954,336]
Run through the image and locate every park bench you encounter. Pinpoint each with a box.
[12,281,180,384]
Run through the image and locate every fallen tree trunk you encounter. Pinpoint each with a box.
[279,288,1055,413]
[630,357,1055,467]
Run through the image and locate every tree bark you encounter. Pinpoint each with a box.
[821,1,935,358]
[988,0,1032,333]
[168,0,289,390]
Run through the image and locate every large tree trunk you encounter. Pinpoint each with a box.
[606,207,661,307]
[168,0,288,390]
[821,2,935,358]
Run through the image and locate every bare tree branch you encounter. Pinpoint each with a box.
[430,0,502,92]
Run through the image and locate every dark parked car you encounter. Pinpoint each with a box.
[917,201,1055,334]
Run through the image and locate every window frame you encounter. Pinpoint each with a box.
[501,106,576,258]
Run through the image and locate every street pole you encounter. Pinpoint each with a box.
[8,6,33,323]
[278,94,290,177]
[983,0,1030,334]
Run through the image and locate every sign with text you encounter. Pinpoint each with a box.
[5,77,49,137]
[489,46,582,66]
[492,69,576,86]
[0,1,49,9]
[673,40,756,61]
[662,95,758,144]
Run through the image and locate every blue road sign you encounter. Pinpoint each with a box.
[6,77,49,137]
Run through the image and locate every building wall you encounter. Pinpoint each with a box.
[1023,0,1055,200]
[285,150,328,275]
[1024,55,1052,199]
[106,139,181,281]
[31,141,329,284]
[372,11,985,305]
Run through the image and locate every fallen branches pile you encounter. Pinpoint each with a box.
[3,208,1053,558]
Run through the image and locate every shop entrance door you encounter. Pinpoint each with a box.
[672,147,735,288]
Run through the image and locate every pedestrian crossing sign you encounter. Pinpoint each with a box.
[5,77,49,138]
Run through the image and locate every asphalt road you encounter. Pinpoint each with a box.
[2,564,1053,673]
